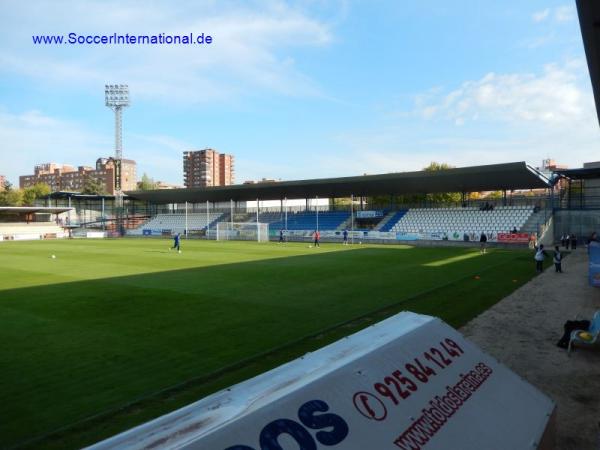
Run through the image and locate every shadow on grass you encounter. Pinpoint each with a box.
[0,246,537,449]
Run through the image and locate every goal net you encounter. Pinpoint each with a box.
[216,222,270,242]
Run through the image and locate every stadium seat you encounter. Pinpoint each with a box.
[568,311,600,355]
[256,211,351,231]
[129,213,225,235]
[387,206,535,235]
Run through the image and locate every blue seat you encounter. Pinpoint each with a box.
[568,310,600,354]
[260,211,350,231]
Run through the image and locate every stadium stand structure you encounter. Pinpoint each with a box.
[256,210,351,231]
[388,206,534,234]
[128,213,224,235]
[0,222,66,240]
[378,210,408,232]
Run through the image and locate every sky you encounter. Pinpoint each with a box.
[0,0,598,186]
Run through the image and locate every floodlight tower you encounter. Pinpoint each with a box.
[105,84,130,203]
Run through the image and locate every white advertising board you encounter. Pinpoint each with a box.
[87,312,554,450]
[86,231,107,239]
[13,234,41,241]
[356,210,384,219]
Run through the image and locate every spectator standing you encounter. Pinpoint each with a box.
[553,246,562,273]
[534,244,546,273]
[479,232,488,254]
[560,233,567,248]
[571,233,577,250]
[529,233,537,250]
[565,233,570,250]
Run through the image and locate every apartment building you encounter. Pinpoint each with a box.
[19,158,137,195]
[183,149,235,188]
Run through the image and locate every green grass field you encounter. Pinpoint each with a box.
[0,239,540,449]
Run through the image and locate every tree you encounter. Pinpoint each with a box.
[81,176,107,195]
[22,182,51,206]
[422,162,462,204]
[0,182,23,206]
[367,162,463,208]
[138,173,158,191]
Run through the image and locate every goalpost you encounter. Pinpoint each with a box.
[216,222,270,242]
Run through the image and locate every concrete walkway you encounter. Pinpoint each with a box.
[461,248,600,450]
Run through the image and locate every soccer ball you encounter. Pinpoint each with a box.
[51,255,56,259]
[308,245,313,248]
[178,250,182,254]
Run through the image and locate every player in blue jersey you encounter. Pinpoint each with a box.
[342,229,348,245]
[171,232,181,252]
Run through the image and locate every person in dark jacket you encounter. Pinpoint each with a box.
[479,232,488,254]
[553,246,562,273]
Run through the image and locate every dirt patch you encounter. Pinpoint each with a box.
[461,248,600,450]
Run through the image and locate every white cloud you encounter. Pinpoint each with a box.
[0,0,334,104]
[531,5,575,24]
[554,5,575,23]
[0,108,194,185]
[0,109,108,184]
[416,60,590,125]
[322,60,600,175]
[532,9,550,23]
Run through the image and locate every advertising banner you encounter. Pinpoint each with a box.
[356,210,384,219]
[362,231,395,240]
[114,159,122,191]
[88,312,554,450]
[396,232,421,241]
[86,231,106,239]
[497,233,530,244]
[140,229,164,236]
[13,234,41,240]
[421,232,446,241]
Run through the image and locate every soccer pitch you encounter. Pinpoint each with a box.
[0,239,539,449]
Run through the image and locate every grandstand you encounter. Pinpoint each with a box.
[0,222,66,240]
[256,210,351,231]
[0,207,71,241]
[388,206,534,234]
[40,161,600,244]
[126,206,543,242]
[124,162,555,243]
[377,210,408,231]
[128,212,224,235]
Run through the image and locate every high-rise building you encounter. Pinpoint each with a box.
[19,158,137,195]
[219,153,234,186]
[183,149,235,188]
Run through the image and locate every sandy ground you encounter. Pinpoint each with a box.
[461,248,600,450]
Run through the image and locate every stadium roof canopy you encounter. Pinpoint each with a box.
[46,191,116,200]
[576,0,600,126]
[0,206,73,214]
[553,167,600,180]
[126,162,550,204]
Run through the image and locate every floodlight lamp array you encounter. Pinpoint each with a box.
[105,84,130,107]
